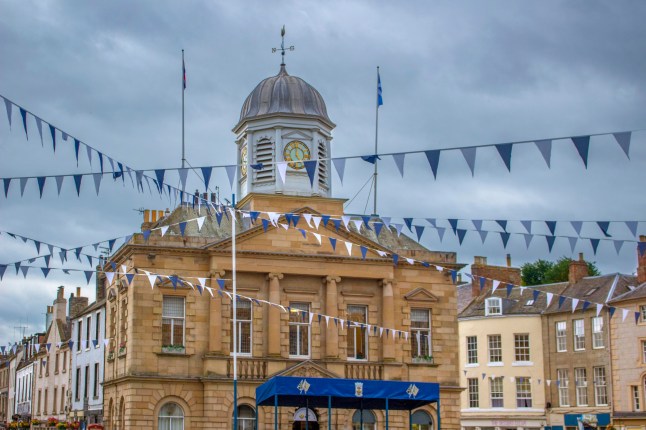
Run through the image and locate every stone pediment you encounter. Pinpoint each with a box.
[282,129,312,141]
[404,287,439,302]
[206,207,393,259]
[272,360,340,379]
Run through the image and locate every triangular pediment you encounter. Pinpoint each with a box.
[282,129,312,141]
[404,287,439,302]
[206,206,394,259]
[272,360,341,379]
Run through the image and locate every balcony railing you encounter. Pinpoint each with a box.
[227,358,268,380]
[345,362,383,380]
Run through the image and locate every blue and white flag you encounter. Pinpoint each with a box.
[377,71,384,106]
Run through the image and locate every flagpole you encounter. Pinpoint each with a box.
[181,49,185,169]
[373,66,380,216]
[232,193,238,430]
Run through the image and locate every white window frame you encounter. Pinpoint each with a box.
[347,305,368,361]
[594,366,608,406]
[162,296,186,348]
[288,302,311,358]
[557,369,570,407]
[467,378,479,408]
[86,315,92,350]
[632,385,641,411]
[488,334,503,364]
[591,316,604,349]
[158,402,184,430]
[516,377,532,408]
[232,299,252,357]
[490,377,504,408]
[641,305,646,323]
[514,334,531,362]
[642,340,646,364]
[575,367,588,406]
[466,336,478,365]
[556,321,567,352]
[573,319,585,351]
[485,297,502,316]
[411,308,432,359]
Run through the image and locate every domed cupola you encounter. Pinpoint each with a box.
[235,65,334,132]
[234,41,336,203]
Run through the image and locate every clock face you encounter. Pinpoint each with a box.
[283,140,311,170]
[240,145,248,176]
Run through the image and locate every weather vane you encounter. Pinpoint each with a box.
[272,25,294,66]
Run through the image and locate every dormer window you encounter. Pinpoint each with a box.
[485,298,502,316]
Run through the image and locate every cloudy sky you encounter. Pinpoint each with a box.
[1,1,645,346]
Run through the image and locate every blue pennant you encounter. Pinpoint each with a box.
[361,216,372,231]
[251,163,263,170]
[360,246,367,260]
[44,255,51,267]
[143,230,151,242]
[322,215,331,227]
[284,213,293,225]
[506,283,513,297]
[479,277,486,291]
[596,221,611,237]
[125,273,135,285]
[261,219,270,232]
[332,219,341,232]
[558,295,566,309]
[545,220,557,235]
[108,239,116,252]
[496,220,508,232]
[291,214,300,228]
[414,225,425,241]
[421,261,430,268]
[639,242,646,257]
[329,237,337,251]
[169,275,179,289]
[201,167,212,191]
[571,136,590,168]
[37,177,46,198]
[217,279,225,290]
[636,311,641,325]
[500,232,511,248]
[179,222,187,236]
[424,150,441,179]
[448,218,458,234]
[495,143,513,172]
[74,247,82,260]
[546,235,556,252]
[393,254,399,266]
[457,229,467,245]
[49,124,56,152]
[608,307,616,319]
[532,289,540,302]
[3,178,11,197]
[214,210,223,226]
[74,139,80,165]
[249,211,260,223]
[20,108,28,139]
[582,301,591,311]
[450,270,457,284]
[590,238,600,255]
[73,174,83,196]
[41,267,50,278]
[154,169,165,193]
[98,152,104,173]
[304,160,317,186]
[84,271,94,284]
[373,222,383,237]
[404,218,413,232]
[298,229,306,239]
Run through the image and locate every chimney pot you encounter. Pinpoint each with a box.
[474,256,487,266]
[578,252,584,262]
[76,287,81,297]
[144,209,150,223]
[506,254,512,267]
[569,256,589,284]
[151,210,158,222]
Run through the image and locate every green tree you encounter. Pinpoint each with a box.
[521,256,600,286]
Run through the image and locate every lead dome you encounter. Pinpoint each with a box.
[235,65,334,130]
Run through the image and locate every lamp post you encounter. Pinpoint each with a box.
[231,194,238,430]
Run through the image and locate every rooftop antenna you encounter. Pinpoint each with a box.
[133,207,145,215]
[272,25,294,66]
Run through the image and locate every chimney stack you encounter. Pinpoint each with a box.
[69,288,89,319]
[471,255,521,297]
[638,236,646,284]
[568,253,589,284]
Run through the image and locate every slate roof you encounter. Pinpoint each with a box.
[608,282,646,304]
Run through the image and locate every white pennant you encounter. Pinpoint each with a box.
[572,298,579,313]
[379,327,384,337]
[406,258,414,265]
[105,271,115,285]
[312,216,322,230]
[344,241,353,255]
[341,216,351,231]
[144,271,157,289]
[340,319,344,330]
[325,315,329,327]
[492,280,500,294]
[280,223,289,230]
[622,308,629,322]
[309,312,314,325]
[404,332,408,341]
[519,286,526,296]
[351,219,363,232]
[546,292,554,307]
[267,212,280,226]
[197,277,207,289]
[160,226,169,237]
[596,303,603,317]
[546,380,551,387]
[277,162,288,185]
[376,250,387,257]
[303,213,313,227]
[205,287,214,297]
[121,264,127,274]
[313,233,322,245]
[196,216,206,231]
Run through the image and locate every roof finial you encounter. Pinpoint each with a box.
[272,25,294,66]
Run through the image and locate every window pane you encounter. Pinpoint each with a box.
[163,297,185,318]
[467,336,478,364]
[516,377,532,408]
[514,334,530,361]
[488,335,502,363]
[490,377,504,408]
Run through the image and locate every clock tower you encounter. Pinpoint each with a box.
[233,40,335,208]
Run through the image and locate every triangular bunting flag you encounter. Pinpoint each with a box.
[424,150,441,179]
[534,139,552,168]
[571,136,590,168]
[332,158,346,183]
[225,165,237,189]
[392,153,405,177]
[304,160,317,186]
[613,131,631,159]
[495,143,513,171]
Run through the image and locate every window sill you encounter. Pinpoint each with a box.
[156,351,194,358]
[161,346,186,354]
[512,361,534,367]
[487,362,504,367]
[465,363,479,368]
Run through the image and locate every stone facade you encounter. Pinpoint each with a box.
[101,194,463,430]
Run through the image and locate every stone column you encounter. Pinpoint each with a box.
[267,273,283,356]
[324,276,341,359]
[208,268,226,354]
[381,278,395,361]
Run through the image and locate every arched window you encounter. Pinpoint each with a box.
[158,402,184,430]
[411,410,433,430]
[352,410,376,430]
[233,404,256,430]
